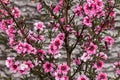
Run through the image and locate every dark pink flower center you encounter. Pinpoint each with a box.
[97,61,102,67]
[81,77,86,80]
[61,66,66,71]
[55,40,60,46]
[46,64,51,69]
[100,75,105,79]
[13,65,17,69]
[89,45,95,51]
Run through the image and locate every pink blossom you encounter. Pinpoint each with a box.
[53,23,60,31]
[24,60,34,69]
[0,20,7,32]
[43,61,54,73]
[49,36,64,55]
[116,69,120,75]
[10,61,19,73]
[93,60,104,71]
[83,16,92,27]
[98,52,107,60]
[77,74,89,80]
[58,63,70,75]
[55,74,68,80]
[15,42,34,54]
[109,11,116,18]
[11,7,21,18]
[34,22,45,31]
[86,42,98,54]
[73,57,81,65]
[53,5,62,13]
[0,0,10,4]
[97,11,105,18]
[6,19,13,25]
[5,57,15,67]
[6,24,16,38]
[96,72,108,80]
[104,36,114,46]
[81,53,91,62]
[74,5,83,16]
[95,0,104,10]
[37,49,46,59]
[83,3,97,17]
[49,43,59,55]
[18,63,29,75]
[37,3,42,12]
[113,61,120,68]
[37,35,45,41]
[60,17,65,23]
[54,71,68,80]
[57,33,65,41]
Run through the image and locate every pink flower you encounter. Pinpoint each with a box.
[53,38,63,49]
[0,0,10,4]
[93,60,104,71]
[54,71,68,80]
[49,35,64,55]
[116,69,120,75]
[53,23,60,31]
[38,35,45,41]
[49,43,59,55]
[114,61,120,68]
[6,57,15,67]
[109,11,116,18]
[74,5,83,16]
[37,49,46,55]
[96,72,108,80]
[6,19,13,25]
[18,63,29,75]
[95,0,104,10]
[98,52,107,60]
[10,61,19,73]
[37,3,42,12]
[60,17,65,23]
[104,36,114,46]
[24,60,34,69]
[43,61,54,73]
[37,49,46,59]
[83,16,92,27]
[15,42,34,54]
[86,42,98,54]
[6,24,16,38]
[34,22,45,31]
[77,74,89,80]
[73,57,81,65]
[83,3,97,16]
[57,33,65,41]
[0,20,7,32]
[53,5,62,13]
[81,53,91,62]
[11,7,21,18]
[58,63,70,75]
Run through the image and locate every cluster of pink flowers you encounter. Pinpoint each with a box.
[14,42,37,55]
[43,61,54,73]
[49,33,65,56]
[0,0,10,4]
[6,57,34,75]
[0,0,118,79]
[77,74,89,80]
[11,7,21,18]
[37,3,42,12]
[52,63,70,80]
[114,61,120,75]
[53,0,63,14]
